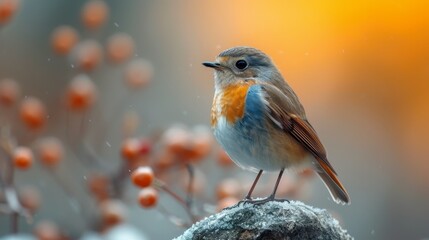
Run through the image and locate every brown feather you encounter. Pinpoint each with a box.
[261,84,336,174]
[288,114,336,175]
[260,83,350,204]
[317,159,351,204]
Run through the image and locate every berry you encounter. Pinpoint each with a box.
[51,26,79,55]
[138,187,158,208]
[81,0,109,30]
[106,33,134,63]
[37,137,64,167]
[20,97,46,130]
[131,166,154,188]
[66,74,97,111]
[13,146,33,170]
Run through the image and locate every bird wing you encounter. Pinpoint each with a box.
[258,83,337,175]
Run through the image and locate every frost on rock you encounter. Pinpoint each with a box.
[174,200,353,240]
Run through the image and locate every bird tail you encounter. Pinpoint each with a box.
[317,160,350,205]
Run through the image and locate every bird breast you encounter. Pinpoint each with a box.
[211,80,255,127]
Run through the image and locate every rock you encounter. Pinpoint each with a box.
[175,200,353,240]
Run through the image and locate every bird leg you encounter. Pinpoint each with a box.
[244,170,263,200]
[233,170,263,208]
[246,168,289,205]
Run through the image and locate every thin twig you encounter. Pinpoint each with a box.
[157,204,191,228]
[185,163,194,208]
[111,162,129,198]
[154,179,197,223]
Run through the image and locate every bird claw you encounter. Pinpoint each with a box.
[241,196,290,205]
[221,197,290,212]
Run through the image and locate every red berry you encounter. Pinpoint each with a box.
[100,200,127,227]
[131,166,154,188]
[81,0,109,30]
[121,138,140,161]
[51,26,79,55]
[0,0,20,24]
[13,146,33,170]
[66,74,97,111]
[106,33,134,63]
[71,40,103,71]
[124,59,153,89]
[37,137,64,167]
[0,78,20,106]
[19,97,46,130]
[138,187,158,208]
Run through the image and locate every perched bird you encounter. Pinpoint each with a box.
[203,47,350,204]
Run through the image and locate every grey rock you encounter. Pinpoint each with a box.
[175,201,353,240]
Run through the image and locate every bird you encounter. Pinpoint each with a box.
[202,46,350,205]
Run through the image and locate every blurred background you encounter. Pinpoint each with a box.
[0,0,429,239]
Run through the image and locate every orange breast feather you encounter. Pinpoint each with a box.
[211,80,255,126]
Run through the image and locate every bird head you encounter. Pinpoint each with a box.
[203,47,281,87]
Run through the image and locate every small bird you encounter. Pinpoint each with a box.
[203,47,350,205]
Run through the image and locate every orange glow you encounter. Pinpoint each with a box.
[222,1,429,103]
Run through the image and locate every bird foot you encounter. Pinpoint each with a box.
[222,196,290,211]
[240,196,290,205]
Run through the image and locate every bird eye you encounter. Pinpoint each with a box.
[235,60,248,70]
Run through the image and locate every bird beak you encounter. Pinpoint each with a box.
[202,61,222,69]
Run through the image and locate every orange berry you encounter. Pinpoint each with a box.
[66,74,97,111]
[34,220,61,240]
[100,199,127,227]
[36,137,64,167]
[216,197,239,212]
[139,138,152,155]
[138,187,158,208]
[51,25,79,55]
[177,146,200,163]
[124,59,153,89]
[0,0,20,24]
[19,97,46,130]
[216,178,241,200]
[163,125,191,154]
[121,138,140,162]
[188,125,213,161]
[72,40,103,71]
[154,150,175,170]
[131,166,154,188]
[88,173,110,202]
[106,33,134,63]
[81,0,109,30]
[13,146,33,170]
[0,78,20,106]
[19,186,41,213]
